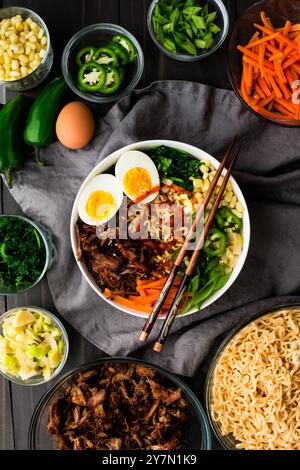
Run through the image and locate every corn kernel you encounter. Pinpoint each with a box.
[193,179,202,189]
[9,33,18,44]
[10,70,20,78]
[20,65,27,75]
[30,21,38,31]
[15,22,23,32]
[230,196,237,209]
[225,191,233,202]
[41,36,47,46]
[203,180,210,191]
[1,19,11,29]
[217,176,224,187]
[39,49,45,59]
[235,201,244,213]
[19,53,29,63]
[38,28,44,39]
[11,59,19,70]
[29,35,37,43]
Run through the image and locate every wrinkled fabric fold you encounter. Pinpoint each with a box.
[8,80,300,376]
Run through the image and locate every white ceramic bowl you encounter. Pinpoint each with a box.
[70,140,250,319]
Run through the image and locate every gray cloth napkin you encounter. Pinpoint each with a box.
[8,80,300,376]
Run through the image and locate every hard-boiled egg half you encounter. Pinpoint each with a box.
[78,174,123,226]
[115,150,160,203]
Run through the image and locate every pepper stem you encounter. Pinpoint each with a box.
[5,168,13,189]
[33,145,48,167]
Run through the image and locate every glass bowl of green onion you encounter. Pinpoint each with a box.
[147,0,229,61]
[0,215,56,295]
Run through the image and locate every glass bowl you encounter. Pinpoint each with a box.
[227,0,300,127]
[205,303,300,449]
[0,214,56,295]
[61,23,144,104]
[147,0,229,62]
[0,306,69,386]
[0,7,53,90]
[28,357,211,450]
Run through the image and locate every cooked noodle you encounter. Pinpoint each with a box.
[211,309,300,450]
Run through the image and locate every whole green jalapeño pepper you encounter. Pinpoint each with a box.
[23,77,67,166]
[0,95,30,188]
[215,207,242,233]
[203,228,227,257]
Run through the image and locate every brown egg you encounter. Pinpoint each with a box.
[56,101,95,149]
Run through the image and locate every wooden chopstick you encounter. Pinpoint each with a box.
[138,136,238,343]
[153,143,241,353]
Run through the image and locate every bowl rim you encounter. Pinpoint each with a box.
[147,0,229,62]
[28,356,212,450]
[204,301,300,449]
[70,139,251,320]
[226,0,300,128]
[0,214,51,295]
[0,6,52,87]
[61,22,144,104]
[0,306,69,386]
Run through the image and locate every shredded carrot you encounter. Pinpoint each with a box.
[282,54,300,70]
[275,97,296,114]
[274,102,295,118]
[238,13,300,122]
[268,51,283,62]
[268,74,283,98]
[258,44,266,78]
[257,77,272,96]
[260,11,274,30]
[246,32,279,49]
[257,92,276,107]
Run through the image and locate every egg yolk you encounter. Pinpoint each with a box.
[123,167,152,198]
[86,190,116,221]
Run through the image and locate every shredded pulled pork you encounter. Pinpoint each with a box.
[76,221,163,295]
[48,363,188,450]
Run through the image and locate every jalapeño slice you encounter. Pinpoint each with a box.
[109,42,130,65]
[112,34,137,63]
[98,65,121,95]
[78,61,106,92]
[75,46,96,67]
[93,46,118,67]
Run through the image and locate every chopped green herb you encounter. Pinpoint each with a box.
[147,145,203,190]
[0,216,46,292]
[152,0,221,55]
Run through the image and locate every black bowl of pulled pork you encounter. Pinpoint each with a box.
[28,358,211,450]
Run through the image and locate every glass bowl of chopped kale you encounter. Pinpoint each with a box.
[147,0,229,61]
[0,215,54,295]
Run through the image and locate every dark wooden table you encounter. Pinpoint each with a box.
[0,0,258,450]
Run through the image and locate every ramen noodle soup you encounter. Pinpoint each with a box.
[211,309,300,450]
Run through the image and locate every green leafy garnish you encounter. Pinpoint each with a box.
[148,145,203,190]
[0,217,46,292]
[152,0,221,55]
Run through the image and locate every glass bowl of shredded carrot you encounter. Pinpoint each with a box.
[227,0,300,127]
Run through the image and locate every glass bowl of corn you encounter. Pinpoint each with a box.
[0,7,53,90]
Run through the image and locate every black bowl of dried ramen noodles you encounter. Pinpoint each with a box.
[206,305,300,450]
